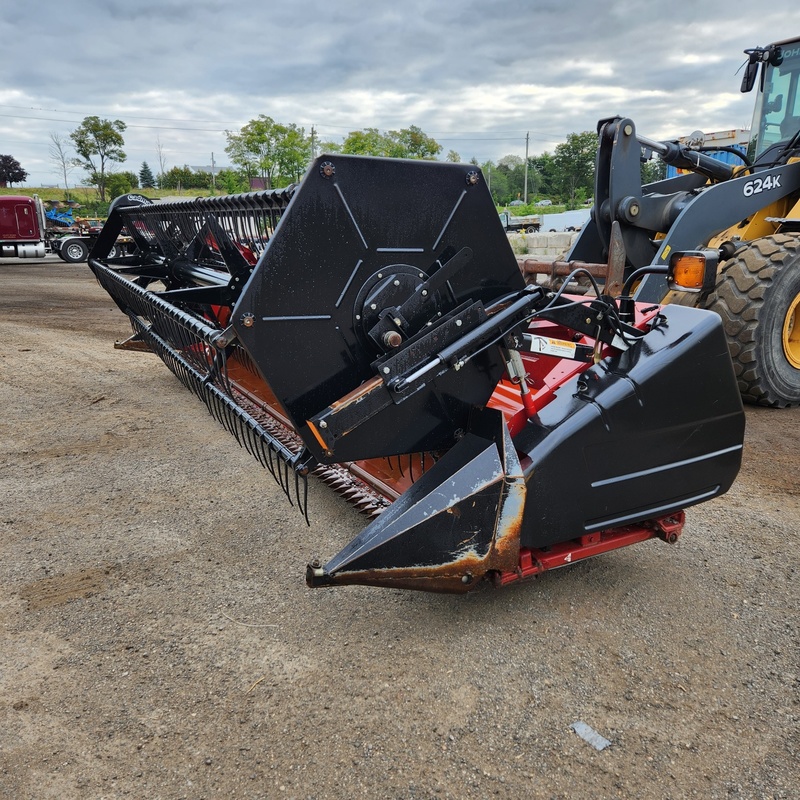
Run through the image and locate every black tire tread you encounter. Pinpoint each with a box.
[704,234,800,407]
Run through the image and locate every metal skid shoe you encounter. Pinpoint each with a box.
[88,155,746,594]
[306,408,525,593]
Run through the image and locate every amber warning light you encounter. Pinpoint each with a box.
[668,250,719,293]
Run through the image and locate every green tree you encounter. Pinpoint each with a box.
[553,131,597,208]
[482,161,508,205]
[216,168,249,194]
[225,115,311,190]
[0,154,27,187]
[341,127,391,156]
[160,165,195,191]
[105,171,138,200]
[387,125,442,159]
[70,116,127,202]
[274,123,311,185]
[529,152,558,199]
[446,149,461,162]
[190,170,213,189]
[318,140,343,154]
[495,154,525,204]
[641,157,666,185]
[340,126,442,159]
[139,161,156,188]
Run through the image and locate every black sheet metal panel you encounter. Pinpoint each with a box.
[307,408,526,592]
[514,304,746,549]
[232,155,525,463]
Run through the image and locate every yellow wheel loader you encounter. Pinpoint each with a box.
[565,36,800,407]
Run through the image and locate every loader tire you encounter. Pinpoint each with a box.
[704,234,800,407]
[60,238,89,263]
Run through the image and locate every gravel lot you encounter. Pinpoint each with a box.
[1,258,798,799]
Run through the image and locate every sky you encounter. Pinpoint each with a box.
[1,0,797,188]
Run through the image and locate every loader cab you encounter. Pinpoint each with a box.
[747,38,800,161]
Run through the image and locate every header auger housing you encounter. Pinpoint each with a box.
[90,155,744,593]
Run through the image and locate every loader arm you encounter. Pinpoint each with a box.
[635,158,800,301]
[568,37,800,409]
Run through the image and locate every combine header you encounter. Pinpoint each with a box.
[89,156,744,592]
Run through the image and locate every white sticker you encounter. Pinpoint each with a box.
[529,336,577,359]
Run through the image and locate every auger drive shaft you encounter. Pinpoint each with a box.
[89,155,745,593]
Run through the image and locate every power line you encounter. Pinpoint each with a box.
[0,112,228,132]
[1,107,569,143]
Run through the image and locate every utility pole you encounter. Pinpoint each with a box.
[523,132,529,204]
[211,152,216,193]
[310,126,317,162]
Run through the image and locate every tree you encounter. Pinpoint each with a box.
[0,154,28,187]
[552,131,597,208]
[48,134,75,199]
[275,123,311,185]
[225,114,280,189]
[495,154,525,204]
[155,135,168,188]
[529,152,558,199]
[105,171,138,200]
[139,162,156,189]
[160,165,196,191]
[641,157,666,185]
[340,126,442,160]
[387,125,442,159]
[482,160,508,205]
[70,116,127,202]
[216,168,249,194]
[341,128,391,156]
[446,150,462,163]
[318,140,343,154]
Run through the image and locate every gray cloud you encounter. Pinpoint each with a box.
[0,0,793,184]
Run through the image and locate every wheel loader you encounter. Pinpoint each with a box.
[93,43,800,594]
[553,35,800,409]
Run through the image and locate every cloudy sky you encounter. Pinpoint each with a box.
[1,1,795,186]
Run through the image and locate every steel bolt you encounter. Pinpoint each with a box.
[466,171,479,186]
[393,279,400,286]
[241,313,255,327]
[456,319,463,326]
[421,289,428,296]
[629,202,640,217]
[370,303,377,311]
[320,161,335,179]
[383,366,391,374]
[623,124,633,136]
[319,420,328,428]
[383,331,402,348]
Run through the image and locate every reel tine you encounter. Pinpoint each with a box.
[295,469,310,526]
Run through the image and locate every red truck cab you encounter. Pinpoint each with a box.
[0,195,46,258]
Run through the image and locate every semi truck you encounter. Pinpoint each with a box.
[0,194,134,262]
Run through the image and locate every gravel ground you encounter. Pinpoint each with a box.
[1,258,798,799]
